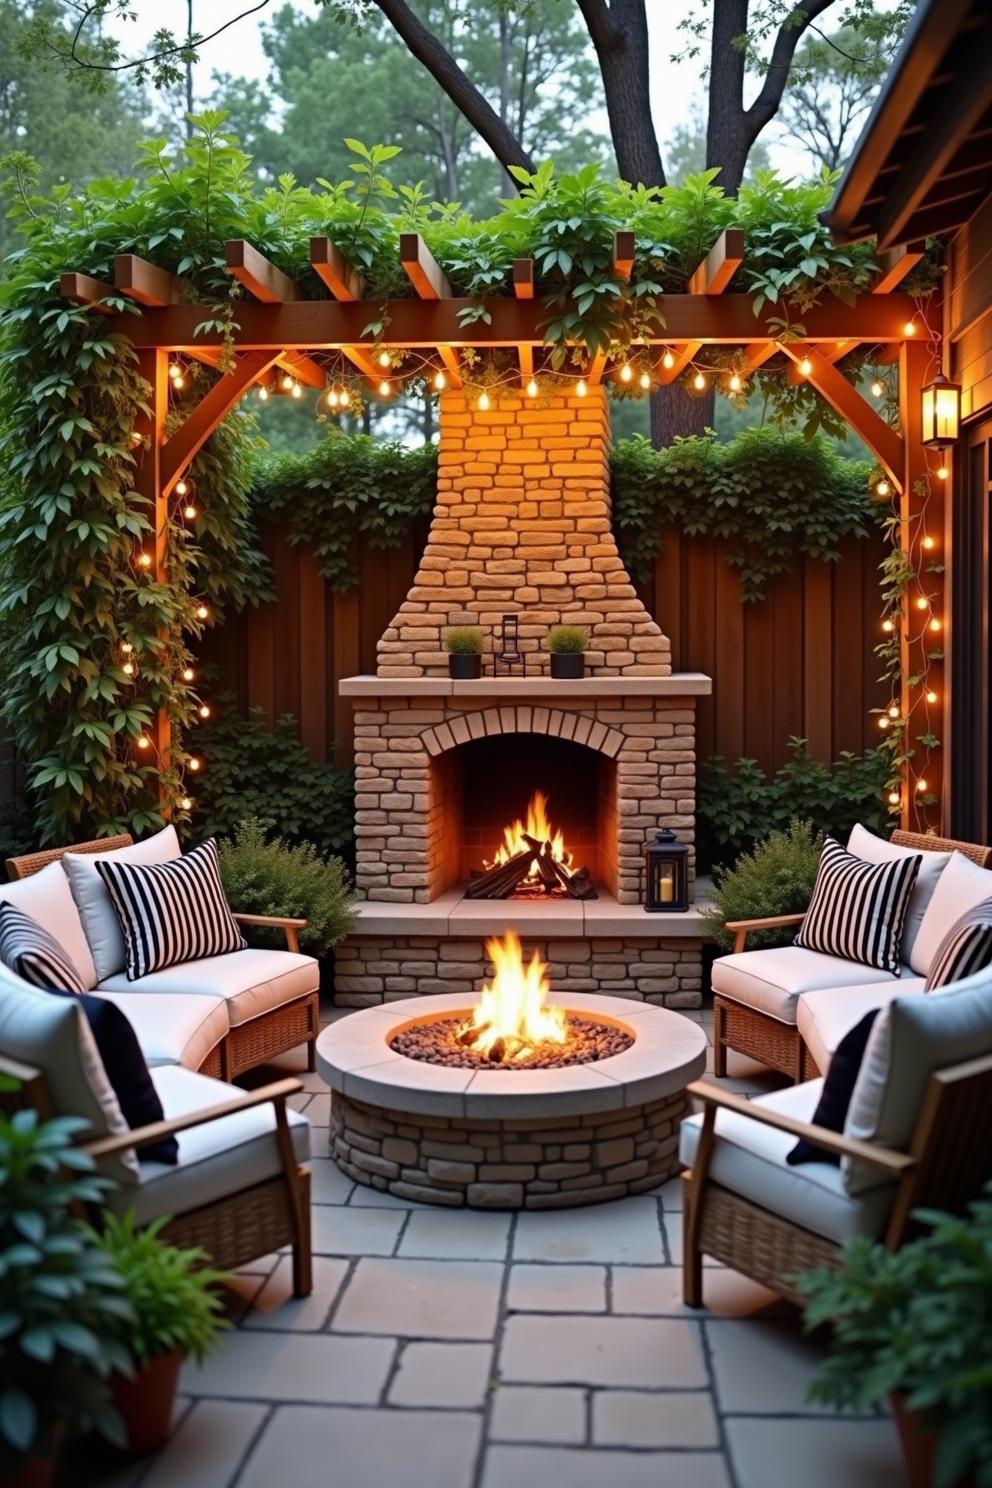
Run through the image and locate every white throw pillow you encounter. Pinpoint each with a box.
[0,972,138,1183]
[0,861,97,989]
[842,967,992,1193]
[63,826,181,982]
[911,852,992,978]
[847,825,951,974]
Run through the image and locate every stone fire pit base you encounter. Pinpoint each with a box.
[329,1087,691,1210]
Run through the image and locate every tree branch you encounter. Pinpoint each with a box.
[49,0,273,75]
[745,0,837,135]
[575,0,624,52]
[371,0,535,179]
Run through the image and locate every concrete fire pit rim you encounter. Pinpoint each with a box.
[316,993,707,1119]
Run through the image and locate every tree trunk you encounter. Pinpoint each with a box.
[185,0,194,141]
[705,0,750,194]
[579,0,664,185]
[650,384,715,447]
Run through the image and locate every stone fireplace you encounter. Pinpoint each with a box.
[337,386,711,1008]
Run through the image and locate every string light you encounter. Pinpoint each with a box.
[182,667,195,682]
[281,373,295,392]
[936,464,948,480]
[378,380,391,397]
[137,552,152,570]
[576,379,588,398]
[729,372,742,392]
[879,716,890,730]
[693,371,706,391]
[915,596,929,611]
[195,603,209,621]
[327,389,339,408]
[888,790,901,806]
[291,383,302,399]
[619,364,633,383]
[888,704,900,719]
[378,351,391,368]
[183,503,197,520]
[168,364,181,382]
[176,478,188,496]
[121,642,133,655]
[662,350,675,370]
[903,321,917,336]
[922,534,935,550]
[198,704,211,719]
[876,479,890,496]
[172,374,185,391]
[179,796,193,811]
[433,370,446,391]
[131,431,143,445]
[915,778,927,793]
[639,370,651,390]
[526,378,539,398]
[871,380,884,398]
[477,391,490,411]
[188,756,201,773]
[799,357,812,377]
[136,734,151,751]
[926,689,938,704]
[122,661,135,678]
[258,386,269,402]
[882,619,894,633]
[929,617,942,632]
[339,389,351,408]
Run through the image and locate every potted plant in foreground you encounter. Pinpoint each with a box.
[0,1103,131,1488]
[444,626,485,679]
[90,1213,228,1455]
[797,1189,992,1488]
[547,625,588,679]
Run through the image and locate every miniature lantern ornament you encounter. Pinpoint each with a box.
[921,373,961,449]
[644,827,689,913]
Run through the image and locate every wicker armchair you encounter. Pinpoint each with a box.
[713,830,992,1083]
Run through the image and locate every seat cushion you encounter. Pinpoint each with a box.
[712,946,898,1024]
[93,990,229,1071]
[847,825,950,973]
[912,853,992,978]
[107,1064,310,1225]
[97,948,319,1027]
[679,1080,894,1244]
[0,862,96,989]
[0,902,87,993]
[925,896,992,990]
[64,827,181,983]
[797,978,926,1073]
[795,837,921,975]
[843,968,992,1193]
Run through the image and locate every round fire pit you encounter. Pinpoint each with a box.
[316,993,706,1210]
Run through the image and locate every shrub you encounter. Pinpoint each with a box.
[216,818,357,955]
[697,737,890,874]
[444,626,484,655]
[546,625,589,654]
[701,819,822,952]
[90,1213,227,1368]
[192,702,354,859]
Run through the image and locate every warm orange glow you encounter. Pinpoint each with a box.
[882,619,894,632]
[729,372,742,392]
[576,378,588,397]
[922,535,935,550]
[198,704,211,719]
[926,690,938,704]
[693,371,706,391]
[183,504,198,520]
[196,604,209,620]
[527,378,539,398]
[639,370,651,390]
[485,790,572,880]
[136,734,151,751]
[182,666,195,682]
[188,756,201,772]
[929,617,942,632]
[903,321,917,336]
[799,357,812,377]
[179,795,193,811]
[888,790,900,806]
[662,350,675,370]
[137,552,152,569]
[459,931,566,1061]
[871,380,884,398]
[619,364,633,383]
[876,479,890,496]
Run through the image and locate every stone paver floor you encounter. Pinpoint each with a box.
[71,1004,905,1488]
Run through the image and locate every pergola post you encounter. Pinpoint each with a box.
[134,348,171,776]
[899,336,942,831]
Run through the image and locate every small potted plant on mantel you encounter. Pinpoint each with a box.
[444,626,485,679]
[547,625,589,679]
[797,1190,992,1488]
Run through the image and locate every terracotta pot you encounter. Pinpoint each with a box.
[890,1394,974,1488]
[549,652,585,679]
[448,653,483,679]
[110,1349,183,1455]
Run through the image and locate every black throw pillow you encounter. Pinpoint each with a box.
[787,1009,880,1167]
[50,991,178,1166]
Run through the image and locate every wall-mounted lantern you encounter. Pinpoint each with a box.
[921,373,961,449]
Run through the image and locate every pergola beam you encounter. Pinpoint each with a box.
[400,233,451,300]
[309,237,367,302]
[741,343,778,371]
[688,230,745,296]
[513,259,534,299]
[613,231,635,281]
[518,343,534,390]
[872,242,925,294]
[777,341,905,486]
[60,272,117,313]
[226,240,300,304]
[161,352,282,496]
[114,255,188,307]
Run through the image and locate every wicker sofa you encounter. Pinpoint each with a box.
[712,828,992,1084]
[4,831,321,1081]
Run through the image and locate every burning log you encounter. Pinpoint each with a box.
[466,837,598,899]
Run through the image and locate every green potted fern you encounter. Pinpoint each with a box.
[444,626,485,679]
[89,1214,229,1455]
[547,625,589,679]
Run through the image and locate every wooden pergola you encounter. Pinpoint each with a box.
[61,229,943,826]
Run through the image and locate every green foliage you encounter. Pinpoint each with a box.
[0,1106,132,1472]
[444,626,484,655]
[192,703,354,860]
[612,428,878,600]
[215,818,357,955]
[798,1191,992,1488]
[701,819,822,952]
[697,737,891,874]
[546,625,588,654]
[89,1212,227,1368]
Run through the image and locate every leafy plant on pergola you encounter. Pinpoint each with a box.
[0,116,944,844]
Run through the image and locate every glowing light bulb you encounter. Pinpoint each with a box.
[137,552,152,570]
[879,717,890,730]
[183,503,197,520]
[922,535,935,550]
[620,364,633,383]
[291,382,302,399]
[378,379,391,397]
[176,478,188,496]
[196,604,209,621]
[876,479,890,496]
[258,386,269,402]
[433,370,446,391]
[198,704,211,719]
[799,357,812,377]
[131,431,143,444]
[172,375,185,391]
[929,617,942,632]
[121,642,133,655]
[888,790,901,806]
[693,371,706,391]
[339,389,351,408]
[871,380,884,398]
[916,596,928,611]
[478,391,490,411]
[122,662,134,678]
[327,389,339,408]
[903,321,917,336]
[729,372,742,392]
[639,371,651,390]
[916,778,927,793]
[926,689,937,704]
[182,668,195,683]
[188,756,201,773]
[527,378,539,398]
[882,619,894,633]
[179,795,193,811]
[662,350,675,370]
[888,704,900,719]
[169,364,181,381]
[378,351,390,368]
[576,379,588,398]
[281,373,295,392]
[136,734,151,751]
[936,465,948,480]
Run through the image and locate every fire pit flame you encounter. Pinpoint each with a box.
[458,931,567,1063]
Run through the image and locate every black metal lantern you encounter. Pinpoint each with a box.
[921,373,961,449]
[644,827,689,912]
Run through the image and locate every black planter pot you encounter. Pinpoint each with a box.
[549,652,585,679]
[448,653,483,679]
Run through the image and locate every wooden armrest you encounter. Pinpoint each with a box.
[233,912,308,952]
[81,1077,304,1160]
[723,912,805,953]
[686,1080,915,1176]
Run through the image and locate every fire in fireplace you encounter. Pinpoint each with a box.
[466,789,598,900]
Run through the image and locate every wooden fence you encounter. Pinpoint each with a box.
[200,523,889,773]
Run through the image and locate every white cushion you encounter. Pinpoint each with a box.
[92,991,229,1071]
[843,967,992,1193]
[0,972,137,1183]
[797,979,925,1075]
[712,945,897,1024]
[98,948,319,1028]
[912,852,992,976]
[679,1080,893,1244]
[0,863,97,989]
[63,827,181,983]
[847,824,950,974]
[107,1064,310,1225]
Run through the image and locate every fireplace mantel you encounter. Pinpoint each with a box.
[340,673,712,698]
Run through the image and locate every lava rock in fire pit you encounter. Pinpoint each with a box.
[390,1014,634,1070]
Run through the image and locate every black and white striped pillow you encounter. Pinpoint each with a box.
[0,902,87,992]
[95,838,246,981]
[925,897,992,990]
[795,837,921,975]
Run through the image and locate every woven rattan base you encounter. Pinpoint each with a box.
[221,992,320,1080]
[714,996,819,1083]
[160,1168,310,1274]
[685,1177,840,1306]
